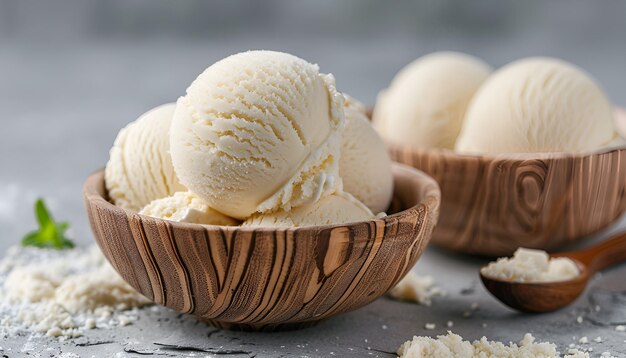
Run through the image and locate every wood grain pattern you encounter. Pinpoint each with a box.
[83,163,440,331]
[389,144,626,256]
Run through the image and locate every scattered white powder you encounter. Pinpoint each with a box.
[481,248,579,283]
[117,315,131,326]
[424,323,436,330]
[84,318,96,330]
[58,353,80,358]
[388,271,445,306]
[567,349,591,357]
[397,331,590,358]
[615,325,625,332]
[0,245,151,339]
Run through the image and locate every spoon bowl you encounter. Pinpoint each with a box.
[480,260,589,313]
[481,232,626,312]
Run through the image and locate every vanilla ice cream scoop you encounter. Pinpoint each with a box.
[242,192,374,228]
[340,95,393,213]
[456,57,617,154]
[105,104,186,211]
[170,51,344,219]
[139,192,238,226]
[374,52,491,149]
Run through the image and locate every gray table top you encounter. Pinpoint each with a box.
[1,38,625,357]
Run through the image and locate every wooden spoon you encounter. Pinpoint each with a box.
[480,231,626,313]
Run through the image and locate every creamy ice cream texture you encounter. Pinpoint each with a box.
[105,103,186,212]
[242,191,374,228]
[340,95,393,213]
[456,57,617,153]
[139,191,238,226]
[170,50,345,220]
[612,108,626,146]
[374,52,491,149]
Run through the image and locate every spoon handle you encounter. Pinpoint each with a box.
[561,231,626,274]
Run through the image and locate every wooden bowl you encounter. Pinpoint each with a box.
[389,145,626,257]
[83,163,440,331]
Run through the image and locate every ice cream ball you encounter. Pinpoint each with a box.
[105,103,186,212]
[340,94,393,214]
[611,108,626,144]
[456,57,617,154]
[374,52,492,149]
[242,192,375,228]
[170,51,345,220]
[139,191,239,226]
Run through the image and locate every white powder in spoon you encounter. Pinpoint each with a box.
[481,248,579,283]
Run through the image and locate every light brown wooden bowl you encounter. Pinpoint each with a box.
[83,163,440,331]
[389,145,626,257]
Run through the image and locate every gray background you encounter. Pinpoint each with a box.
[1,1,625,356]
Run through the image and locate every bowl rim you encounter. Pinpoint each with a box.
[83,162,441,234]
[380,106,626,161]
[388,141,626,162]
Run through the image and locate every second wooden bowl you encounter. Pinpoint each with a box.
[389,145,626,257]
[83,163,440,331]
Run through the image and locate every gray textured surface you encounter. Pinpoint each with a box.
[2,230,626,357]
[1,1,626,356]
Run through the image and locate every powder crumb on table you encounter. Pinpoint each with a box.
[83,318,96,330]
[0,245,151,339]
[397,331,590,358]
[117,315,131,326]
[388,271,445,306]
[567,348,590,357]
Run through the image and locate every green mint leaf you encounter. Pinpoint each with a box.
[21,231,43,247]
[57,221,70,232]
[21,198,75,250]
[35,198,53,228]
[60,237,75,249]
